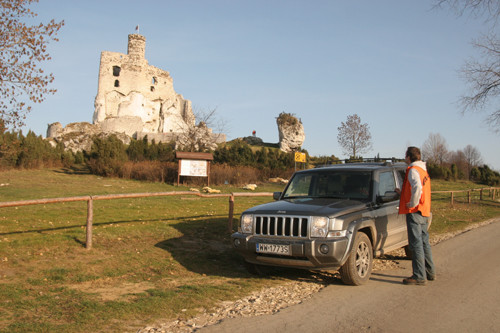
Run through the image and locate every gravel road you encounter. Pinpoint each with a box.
[138,217,500,333]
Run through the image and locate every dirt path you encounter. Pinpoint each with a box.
[199,218,500,332]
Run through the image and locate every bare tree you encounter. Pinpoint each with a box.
[337,114,372,158]
[0,0,64,128]
[463,144,483,177]
[422,133,449,165]
[175,107,226,152]
[460,35,500,131]
[449,149,468,178]
[434,0,500,131]
[434,0,500,21]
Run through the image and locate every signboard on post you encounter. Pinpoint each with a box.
[294,152,306,163]
[294,152,306,171]
[175,152,214,186]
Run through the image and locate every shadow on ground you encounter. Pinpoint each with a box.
[154,217,341,285]
[52,165,92,175]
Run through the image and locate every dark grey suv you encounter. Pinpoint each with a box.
[231,162,411,285]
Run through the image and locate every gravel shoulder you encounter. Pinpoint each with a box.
[137,218,498,333]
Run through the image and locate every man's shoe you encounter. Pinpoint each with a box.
[403,277,426,285]
[427,275,436,281]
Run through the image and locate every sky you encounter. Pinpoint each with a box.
[21,0,500,170]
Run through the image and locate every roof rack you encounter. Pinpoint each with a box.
[315,158,404,167]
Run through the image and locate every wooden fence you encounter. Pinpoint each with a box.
[0,187,497,250]
[432,187,499,205]
[0,191,273,249]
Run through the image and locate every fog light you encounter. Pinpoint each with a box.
[234,239,241,247]
[319,244,329,254]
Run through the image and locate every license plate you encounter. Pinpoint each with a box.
[256,243,290,255]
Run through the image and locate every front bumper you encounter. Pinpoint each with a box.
[231,233,350,270]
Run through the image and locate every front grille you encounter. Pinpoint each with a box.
[255,216,308,238]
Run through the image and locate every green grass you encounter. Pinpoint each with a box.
[0,168,499,332]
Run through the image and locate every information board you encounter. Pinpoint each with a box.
[180,159,208,177]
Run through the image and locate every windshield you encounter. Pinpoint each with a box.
[283,170,372,201]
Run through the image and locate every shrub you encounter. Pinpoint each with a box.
[427,163,451,180]
[0,130,65,170]
[120,161,177,182]
[87,135,128,177]
[477,165,500,186]
[276,112,299,126]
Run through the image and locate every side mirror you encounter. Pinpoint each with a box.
[273,192,282,200]
[377,191,399,203]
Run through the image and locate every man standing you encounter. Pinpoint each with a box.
[398,146,435,285]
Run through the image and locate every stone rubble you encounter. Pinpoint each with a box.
[137,273,335,333]
[137,258,404,333]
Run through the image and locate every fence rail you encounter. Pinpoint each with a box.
[0,191,274,249]
[432,187,499,204]
[1,187,497,249]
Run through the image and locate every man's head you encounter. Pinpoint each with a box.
[405,146,421,163]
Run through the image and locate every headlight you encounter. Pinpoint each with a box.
[310,216,329,238]
[240,214,253,234]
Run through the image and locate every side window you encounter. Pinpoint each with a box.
[378,171,396,197]
[396,169,405,188]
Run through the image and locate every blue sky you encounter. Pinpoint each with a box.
[23,0,499,170]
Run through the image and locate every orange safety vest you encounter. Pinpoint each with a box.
[399,165,431,217]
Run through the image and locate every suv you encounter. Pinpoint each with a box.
[231,162,411,285]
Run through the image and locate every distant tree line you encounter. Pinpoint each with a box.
[1,127,498,186]
[86,136,296,184]
[0,126,82,169]
[421,132,499,185]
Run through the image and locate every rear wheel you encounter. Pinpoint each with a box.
[339,232,373,285]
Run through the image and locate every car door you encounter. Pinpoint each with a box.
[372,170,406,252]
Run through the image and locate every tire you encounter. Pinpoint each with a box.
[339,232,373,285]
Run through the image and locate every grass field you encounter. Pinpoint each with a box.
[0,168,499,332]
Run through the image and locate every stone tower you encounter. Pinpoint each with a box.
[93,33,196,138]
[127,34,146,60]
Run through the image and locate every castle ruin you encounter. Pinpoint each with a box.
[47,33,224,152]
[93,33,196,137]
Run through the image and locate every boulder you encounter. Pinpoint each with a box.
[202,187,221,194]
[276,112,305,152]
[269,177,289,184]
[242,184,258,191]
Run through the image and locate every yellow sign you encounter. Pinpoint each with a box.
[294,152,306,163]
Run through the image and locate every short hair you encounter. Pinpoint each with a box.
[406,146,421,162]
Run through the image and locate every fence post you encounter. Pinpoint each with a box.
[480,189,483,201]
[468,190,471,204]
[228,194,235,233]
[86,197,93,249]
[451,192,454,205]
[493,189,496,201]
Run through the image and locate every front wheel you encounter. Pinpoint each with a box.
[339,232,373,285]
